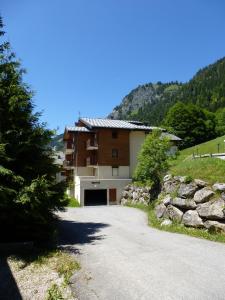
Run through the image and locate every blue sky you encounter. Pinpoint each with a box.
[1,0,225,132]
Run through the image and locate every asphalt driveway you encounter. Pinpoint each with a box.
[58,206,225,300]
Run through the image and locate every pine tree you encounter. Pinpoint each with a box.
[0,17,67,242]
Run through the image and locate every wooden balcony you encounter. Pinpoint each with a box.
[86,139,98,150]
[86,156,98,167]
[64,141,74,154]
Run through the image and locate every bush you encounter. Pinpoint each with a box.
[133,130,170,195]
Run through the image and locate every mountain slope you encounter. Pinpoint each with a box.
[109,57,225,125]
[50,134,64,151]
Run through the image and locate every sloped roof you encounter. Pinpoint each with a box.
[80,117,162,131]
[66,126,91,132]
[161,132,182,141]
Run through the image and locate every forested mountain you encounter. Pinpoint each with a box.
[108,57,225,125]
[50,134,64,151]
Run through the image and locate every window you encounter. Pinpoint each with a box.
[112,149,118,158]
[112,167,119,176]
[112,131,118,139]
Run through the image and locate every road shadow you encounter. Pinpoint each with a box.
[0,256,22,300]
[58,219,110,251]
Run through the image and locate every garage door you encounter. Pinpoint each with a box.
[84,189,107,206]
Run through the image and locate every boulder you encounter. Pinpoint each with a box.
[182,210,204,228]
[163,181,179,194]
[161,195,171,206]
[194,179,208,188]
[132,191,139,200]
[122,190,131,199]
[155,203,167,219]
[166,205,183,222]
[178,183,198,198]
[221,192,225,201]
[197,199,225,220]
[171,197,197,209]
[193,188,214,203]
[163,174,173,182]
[174,176,189,183]
[161,219,172,226]
[121,198,128,205]
[204,220,225,233]
[212,183,225,192]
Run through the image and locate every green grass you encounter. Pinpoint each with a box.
[181,135,225,157]
[67,196,80,207]
[125,202,225,244]
[167,135,225,184]
[169,157,225,184]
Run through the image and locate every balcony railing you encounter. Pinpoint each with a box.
[86,139,98,150]
[86,156,98,167]
[63,160,74,169]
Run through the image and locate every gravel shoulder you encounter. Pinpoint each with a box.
[58,206,225,300]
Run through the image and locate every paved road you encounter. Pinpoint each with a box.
[58,206,225,300]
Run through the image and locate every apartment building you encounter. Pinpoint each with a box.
[63,118,181,206]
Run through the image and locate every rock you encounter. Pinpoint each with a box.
[163,181,179,194]
[178,183,198,198]
[132,191,138,200]
[161,195,171,206]
[212,183,225,192]
[166,205,183,222]
[221,192,225,200]
[182,210,204,228]
[194,179,208,187]
[161,219,172,226]
[122,190,130,198]
[193,188,214,203]
[174,176,189,183]
[163,174,173,182]
[121,198,128,205]
[171,197,197,209]
[204,220,225,233]
[197,199,225,220]
[155,203,167,219]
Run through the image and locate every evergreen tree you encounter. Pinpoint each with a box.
[0,17,67,242]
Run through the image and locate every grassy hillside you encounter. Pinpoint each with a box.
[169,135,225,184]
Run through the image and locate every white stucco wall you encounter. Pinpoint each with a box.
[129,131,146,177]
[97,166,130,179]
[75,178,132,206]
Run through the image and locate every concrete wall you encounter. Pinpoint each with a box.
[97,166,130,179]
[75,178,132,206]
[129,131,146,177]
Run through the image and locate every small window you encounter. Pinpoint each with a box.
[112,131,118,139]
[112,149,118,158]
[112,167,119,176]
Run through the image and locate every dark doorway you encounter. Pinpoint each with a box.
[84,189,107,206]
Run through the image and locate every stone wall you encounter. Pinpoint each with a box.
[155,175,225,233]
[120,184,151,206]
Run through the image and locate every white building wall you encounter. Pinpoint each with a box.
[129,131,146,177]
[97,166,130,179]
[77,178,132,206]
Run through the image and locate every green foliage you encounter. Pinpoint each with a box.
[0,17,67,242]
[133,130,170,192]
[215,108,225,136]
[164,102,217,148]
[170,157,225,185]
[126,203,225,244]
[66,196,80,207]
